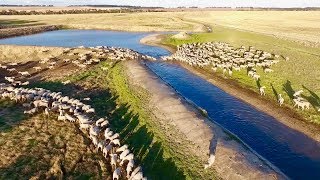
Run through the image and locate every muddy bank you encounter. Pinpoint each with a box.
[140,34,175,53]
[141,34,320,143]
[123,60,285,180]
[0,25,62,39]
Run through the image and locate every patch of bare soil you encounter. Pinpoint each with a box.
[172,32,190,39]
[123,60,285,180]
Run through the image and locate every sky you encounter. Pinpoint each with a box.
[1,0,320,8]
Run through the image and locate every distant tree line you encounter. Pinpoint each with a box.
[0,8,165,15]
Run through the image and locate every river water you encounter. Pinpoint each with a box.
[1,30,320,179]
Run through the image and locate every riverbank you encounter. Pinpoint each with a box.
[140,34,176,53]
[124,60,285,179]
[141,34,320,143]
[0,25,62,39]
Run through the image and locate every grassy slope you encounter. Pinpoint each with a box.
[24,61,216,179]
[163,26,320,124]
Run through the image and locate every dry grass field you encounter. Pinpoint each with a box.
[0,12,205,32]
[1,11,320,44]
[183,11,320,46]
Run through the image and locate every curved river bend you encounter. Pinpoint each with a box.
[1,30,320,180]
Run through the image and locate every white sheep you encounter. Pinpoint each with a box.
[100,120,109,127]
[79,123,90,130]
[65,114,76,122]
[204,154,215,169]
[253,74,260,81]
[97,140,105,151]
[58,115,66,121]
[278,94,284,106]
[120,153,134,166]
[62,80,71,85]
[86,108,95,114]
[126,159,135,178]
[19,71,31,76]
[103,144,113,157]
[108,133,120,141]
[113,167,122,180]
[95,118,105,126]
[130,172,144,180]
[110,138,121,147]
[110,153,118,168]
[91,136,98,146]
[116,144,128,153]
[44,108,50,117]
[119,149,130,160]
[33,66,42,71]
[293,99,305,110]
[259,86,266,96]
[24,107,38,115]
[129,166,142,180]
[293,90,303,97]
[264,68,274,73]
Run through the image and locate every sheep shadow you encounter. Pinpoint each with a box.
[271,83,279,100]
[283,80,295,100]
[256,79,262,89]
[302,85,320,110]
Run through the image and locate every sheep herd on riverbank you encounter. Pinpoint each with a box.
[0,46,155,179]
[163,42,319,112]
[0,83,146,180]
[0,46,155,85]
[164,42,280,80]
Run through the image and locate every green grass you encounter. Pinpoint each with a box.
[163,25,320,124]
[27,61,216,179]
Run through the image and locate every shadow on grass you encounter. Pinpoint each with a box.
[302,85,320,110]
[256,78,261,89]
[271,83,279,100]
[283,80,295,99]
[20,78,185,179]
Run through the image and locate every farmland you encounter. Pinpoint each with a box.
[1,8,320,180]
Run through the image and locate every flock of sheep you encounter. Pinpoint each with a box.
[163,42,319,112]
[163,42,280,77]
[0,83,146,179]
[0,45,155,86]
[0,46,156,179]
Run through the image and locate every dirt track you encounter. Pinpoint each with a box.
[123,60,285,180]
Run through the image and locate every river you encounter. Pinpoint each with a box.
[1,30,320,179]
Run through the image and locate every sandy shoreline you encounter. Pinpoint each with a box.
[140,33,320,143]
